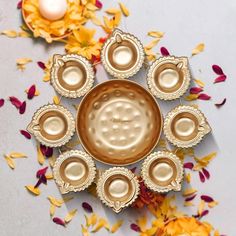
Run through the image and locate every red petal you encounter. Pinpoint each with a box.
[185,194,197,202]
[202,168,210,179]
[190,87,203,94]
[52,217,66,227]
[95,0,103,9]
[99,37,107,44]
[160,47,170,56]
[212,64,224,75]
[19,101,26,114]
[82,202,93,213]
[20,130,31,139]
[40,145,53,157]
[201,195,214,202]
[130,223,141,232]
[0,98,4,107]
[9,96,22,109]
[184,162,194,169]
[36,166,48,178]
[17,0,22,9]
[34,174,47,188]
[37,61,46,70]
[198,93,211,100]
[214,74,227,83]
[200,209,209,218]
[215,98,226,107]
[199,171,205,183]
[27,85,36,99]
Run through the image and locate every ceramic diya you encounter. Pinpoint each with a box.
[164,105,211,148]
[50,54,95,98]
[101,29,145,79]
[27,104,75,147]
[141,151,183,193]
[76,79,163,166]
[147,56,191,100]
[97,167,140,213]
[53,150,96,194]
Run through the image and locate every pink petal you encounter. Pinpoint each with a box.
[20,130,31,139]
[9,96,22,109]
[215,98,226,107]
[82,202,93,213]
[212,64,224,75]
[200,209,209,218]
[202,168,210,179]
[130,223,141,232]
[184,162,194,170]
[201,195,214,203]
[185,194,197,202]
[19,101,26,114]
[27,85,36,99]
[17,0,22,9]
[37,61,46,70]
[160,47,170,56]
[0,98,4,107]
[198,93,211,100]
[95,0,103,9]
[190,87,203,94]
[52,217,66,227]
[214,74,227,83]
[199,171,205,183]
[40,145,53,157]
[36,166,48,178]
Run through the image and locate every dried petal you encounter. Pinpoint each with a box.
[202,168,210,179]
[201,195,214,203]
[64,209,77,223]
[185,194,197,202]
[25,185,40,195]
[130,223,141,232]
[36,166,48,178]
[119,2,129,17]
[53,217,66,227]
[110,219,123,233]
[19,101,26,114]
[160,47,170,56]
[95,0,102,9]
[192,43,205,56]
[27,85,36,99]
[198,93,211,100]
[20,130,31,139]
[215,98,226,107]
[190,87,203,94]
[212,64,224,75]
[0,98,5,107]
[82,202,93,213]
[214,74,227,83]
[4,155,15,169]
[9,96,22,109]
[199,171,205,183]
[37,61,46,70]
[184,162,194,169]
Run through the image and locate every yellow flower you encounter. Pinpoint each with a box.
[162,217,212,236]
[65,26,102,60]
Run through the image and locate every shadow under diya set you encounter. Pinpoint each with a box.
[23,1,211,213]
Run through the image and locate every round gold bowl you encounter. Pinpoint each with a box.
[76,79,163,166]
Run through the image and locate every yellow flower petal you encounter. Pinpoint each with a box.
[16,58,32,65]
[25,185,41,196]
[182,188,197,197]
[119,2,129,17]
[48,155,56,167]
[64,209,77,223]
[208,201,218,208]
[37,144,45,165]
[91,16,102,26]
[45,174,53,180]
[194,79,205,88]
[105,8,120,15]
[184,94,199,101]
[148,31,164,38]
[92,218,110,232]
[110,219,123,233]
[47,196,64,207]
[4,155,15,169]
[185,173,191,184]
[81,224,90,236]
[192,43,205,56]
[137,215,147,232]
[198,200,205,215]
[9,152,27,158]
[53,95,60,105]
[184,201,194,207]
[85,213,97,227]
[50,203,56,217]
[1,30,18,38]
[145,39,160,51]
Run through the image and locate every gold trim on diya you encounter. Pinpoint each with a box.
[141,151,184,193]
[101,29,145,79]
[76,79,163,166]
[164,105,211,148]
[96,167,140,213]
[53,150,96,194]
[50,54,95,98]
[27,104,75,147]
[147,56,191,100]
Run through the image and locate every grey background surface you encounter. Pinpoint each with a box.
[0,0,236,235]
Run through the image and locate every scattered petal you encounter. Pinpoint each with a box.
[119,2,129,17]
[25,185,40,195]
[64,209,77,223]
[17,0,22,9]
[199,171,205,183]
[183,188,197,197]
[192,43,205,56]
[9,152,27,158]
[208,201,219,208]
[200,209,209,218]
[105,8,120,15]
[215,98,226,107]
[185,194,197,202]
[185,94,199,101]
[190,87,203,94]
[53,95,60,105]
[40,144,53,157]
[160,47,170,56]
[185,173,191,184]
[198,93,211,100]
[16,58,32,71]
[92,218,110,232]
[0,98,5,107]
[145,39,160,51]
[202,168,210,179]
[50,204,56,217]
[1,30,18,38]
[36,166,48,178]
[214,74,227,83]
[48,196,64,207]
[4,155,15,169]
[194,79,205,88]
[95,0,102,9]
[110,219,123,233]
[85,213,97,227]
[130,223,141,232]
[81,224,90,236]
[27,85,36,99]
[53,217,66,227]
[37,61,46,70]
[9,96,22,109]
[37,144,45,165]
[184,162,194,169]
[212,64,224,75]
[20,130,31,139]
[148,31,164,38]
[201,195,214,203]
[82,202,93,213]
[19,101,26,114]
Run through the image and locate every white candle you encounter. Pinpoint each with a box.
[39,0,67,21]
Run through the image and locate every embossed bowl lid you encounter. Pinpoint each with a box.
[53,150,96,194]
[147,56,191,100]
[141,151,183,193]
[164,105,211,148]
[76,79,163,165]
[97,167,140,213]
[101,29,145,79]
[50,54,95,98]
[27,104,75,147]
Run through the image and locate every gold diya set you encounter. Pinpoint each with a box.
[27,28,211,213]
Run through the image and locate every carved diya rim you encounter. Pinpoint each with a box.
[147,56,191,100]
[101,28,145,79]
[53,150,96,194]
[164,105,211,148]
[96,167,140,213]
[141,151,184,193]
[50,54,95,98]
[27,104,75,147]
